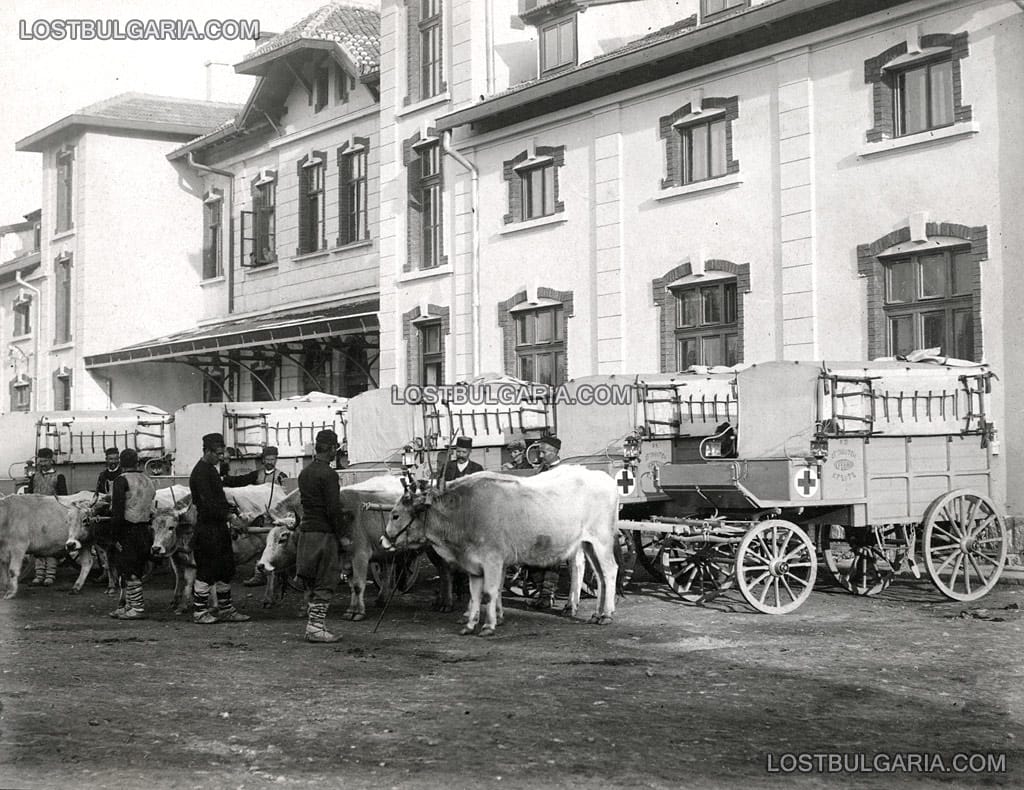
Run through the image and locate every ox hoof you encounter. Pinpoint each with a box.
[350,613,366,622]
[589,614,613,625]
[459,625,476,636]
[2,592,14,601]
[560,606,577,619]
[104,588,117,596]
[261,601,273,609]
[69,588,82,596]
[478,626,496,637]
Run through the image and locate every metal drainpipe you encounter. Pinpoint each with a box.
[187,152,235,314]
[441,130,481,377]
[14,272,40,409]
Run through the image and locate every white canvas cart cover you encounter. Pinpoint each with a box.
[555,375,640,456]
[638,370,739,438]
[36,407,172,463]
[346,389,421,464]
[423,375,553,448]
[223,397,348,458]
[735,362,821,459]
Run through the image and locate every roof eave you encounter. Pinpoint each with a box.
[17,115,226,152]
[235,38,339,76]
[438,0,913,133]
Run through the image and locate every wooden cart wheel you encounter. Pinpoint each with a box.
[370,551,423,596]
[922,489,1007,601]
[632,530,668,582]
[582,529,637,597]
[820,525,899,596]
[659,537,735,602]
[735,519,817,614]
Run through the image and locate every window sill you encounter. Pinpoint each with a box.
[499,214,569,236]
[396,92,451,118]
[398,265,453,283]
[859,122,980,158]
[333,239,373,254]
[10,333,33,342]
[52,229,75,242]
[293,249,331,263]
[243,263,279,275]
[655,173,743,202]
[200,275,225,287]
[50,341,74,351]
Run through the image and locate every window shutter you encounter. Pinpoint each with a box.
[240,210,254,267]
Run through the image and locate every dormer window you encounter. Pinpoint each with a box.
[540,15,576,74]
[314,63,330,112]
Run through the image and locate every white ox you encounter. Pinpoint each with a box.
[385,465,619,636]
[1,494,94,599]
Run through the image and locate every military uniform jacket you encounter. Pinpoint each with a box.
[298,458,343,535]
[189,459,234,526]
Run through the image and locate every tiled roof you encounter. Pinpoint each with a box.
[240,2,380,74]
[72,92,241,129]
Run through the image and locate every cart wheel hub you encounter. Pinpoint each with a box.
[960,537,974,552]
[771,560,789,576]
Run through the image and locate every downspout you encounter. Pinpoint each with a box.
[441,130,481,377]
[14,272,40,410]
[187,152,236,314]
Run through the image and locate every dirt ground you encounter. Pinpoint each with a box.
[0,562,1022,790]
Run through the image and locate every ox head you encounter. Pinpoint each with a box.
[383,477,436,550]
[64,501,97,556]
[256,522,298,574]
[151,504,195,558]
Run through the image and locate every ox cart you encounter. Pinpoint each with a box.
[555,360,1009,614]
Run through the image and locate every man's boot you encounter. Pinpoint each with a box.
[117,579,147,620]
[30,557,46,585]
[304,602,341,643]
[215,582,251,623]
[192,580,219,624]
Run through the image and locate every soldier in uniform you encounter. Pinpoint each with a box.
[296,429,346,643]
[27,448,67,586]
[188,433,251,624]
[107,449,156,620]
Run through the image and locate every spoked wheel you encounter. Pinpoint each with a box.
[582,529,638,597]
[659,537,735,602]
[735,520,817,614]
[820,524,907,596]
[922,489,1008,601]
[632,530,668,582]
[370,551,423,596]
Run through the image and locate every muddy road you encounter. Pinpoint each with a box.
[1,566,1022,789]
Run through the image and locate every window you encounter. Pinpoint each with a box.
[242,173,277,266]
[419,322,444,386]
[11,377,31,412]
[702,0,748,18]
[54,372,71,411]
[339,145,369,245]
[894,57,954,136]
[55,255,72,344]
[336,65,350,104]
[673,280,738,368]
[314,64,330,112]
[251,365,277,401]
[13,298,31,336]
[298,156,326,255]
[540,16,576,74]
[515,305,566,386]
[504,146,565,225]
[56,149,74,233]
[521,162,555,220]
[419,0,444,100]
[660,98,739,190]
[203,368,231,403]
[679,117,728,184]
[202,194,223,279]
[883,250,975,359]
[409,140,443,269]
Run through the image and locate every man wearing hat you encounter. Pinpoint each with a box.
[188,433,251,624]
[238,446,289,587]
[530,435,565,609]
[440,436,484,483]
[27,447,68,586]
[296,429,346,643]
[501,440,533,471]
[107,448,156,620]
[94,447,122,497]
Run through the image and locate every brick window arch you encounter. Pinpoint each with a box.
[502,146,565,224]
[857,222,986,361]
[498,288,574,385]
[864,33,971,142]
[659,97,739,189]
[403,304,450,385]
[652,260,749,372]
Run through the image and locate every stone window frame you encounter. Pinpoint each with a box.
[857,222,986,361]
[337,138,371,246]
[297,152,327,256]
[864,33,971,143]
[55,146,74,234]
[497,288,574,382]
[12,293,32,337]
[403,305,451,385]
[403,130,447,272]
[9,374,32,412]
[242,170,278,267]
[659,97,740,190]
[404,0,447,106]
[502,146,566,225]
[202,188,224,280]
[53,367,72,411]
[54,252,73,345]
[652,260,750,373]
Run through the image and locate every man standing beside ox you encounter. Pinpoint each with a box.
[107,449,155,620]
[188,433,251,625]
[296,429,346,644]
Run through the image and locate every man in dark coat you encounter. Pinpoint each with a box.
[296,429,345,643]
[189,433,251,624]
[94,447,122,496]
[439,436,484,483]
[27,447,67,586]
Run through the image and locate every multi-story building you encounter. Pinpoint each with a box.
[85,2,383,404]
[0,210,42,412]
[375,0,1024,521]
[14,93,241,412]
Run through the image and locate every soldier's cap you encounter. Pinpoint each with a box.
[202,433,226,451]
[315,429,339,446]
[36,447,54,459]
[261,445,279,457]
[539,435,561,451]
[508,440,526,452]
[104,447,120,456]
[119,448,139,467]
[454,436,473,450]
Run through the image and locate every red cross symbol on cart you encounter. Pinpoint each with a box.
[794,466,819,498]
[615,468,636,498]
